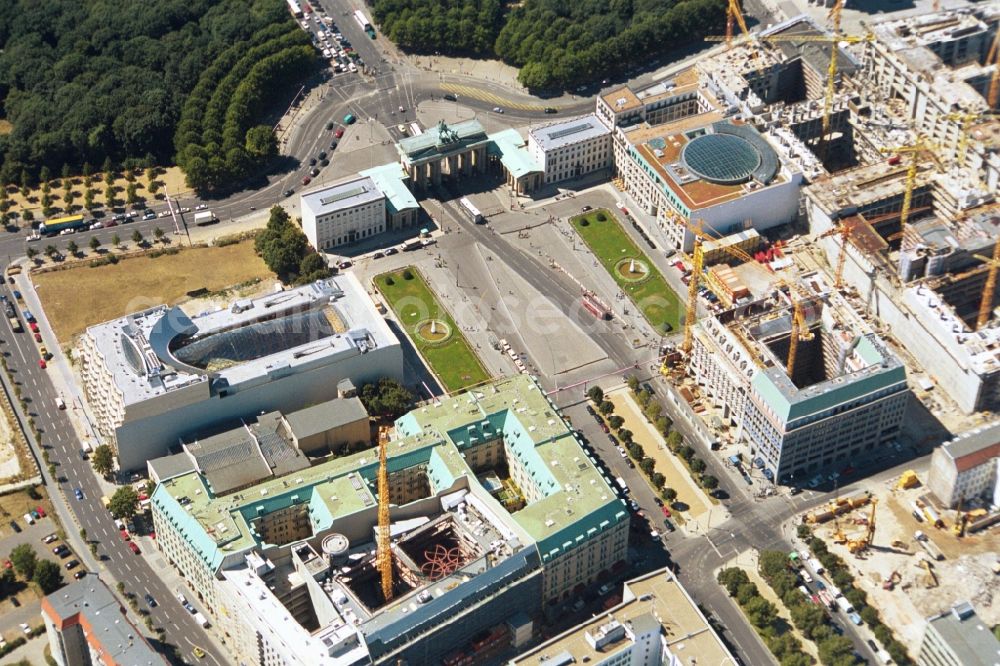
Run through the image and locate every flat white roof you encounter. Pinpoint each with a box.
[301,176,384,218]
[529,114,610,152]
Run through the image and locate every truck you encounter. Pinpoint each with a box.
[353,9,375,38]
[582,290,611,320]
[807,558,825,576]
[193,611,210,628]
[7,314,21,332]
[193,211,218,226]
[38,214,85,236]
[835,596,854,614]
[914,530,945,560]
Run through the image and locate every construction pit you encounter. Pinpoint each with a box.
[802,472,1000,651]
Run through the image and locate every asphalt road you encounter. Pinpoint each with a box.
[0,281,222,666]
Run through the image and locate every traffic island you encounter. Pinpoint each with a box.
[571,209,681,333]
[374,268,490,393]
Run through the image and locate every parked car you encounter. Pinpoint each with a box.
[35,506,45,518]
[65,559,79,570]
[337,260,352,270]
[284,189,295,197]
[544,107,558,114]
[9,520,20,533]
[23,513,34,525]
[43,533,58,544]
[334,128,344,138]
[38,359,47,369]
[73,570,87,579]
[385,247,398,256]
[128,541,141,554]
[302,176,312,185]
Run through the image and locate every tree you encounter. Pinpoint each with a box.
[860,606,880,627]
[66,240,78,257]
[20,170,31,197]
[736,581,759,606]
[40,166,51,185]
[661,487,677,502]
[111,233,121,249]
[89,236,101,252]
[625,375,639,391]
[598,400,614,415]
[298,252,330,281]
[635,389,651,408]
[102,158,115,185]
[717,568,749,596]
[678,445,694,461]
[618,428,632,443]
[104,184,116,206]
[654,416,670,435]
[9,544,37,580]
[758,550,790,579]
[608,415,624,430]
[83,189,95,211]
[627,442,644,460]
[153,227,165,242]
[23,210,33,223]
[126,183,138,206]
[108,486,140,520]
[690,457,706,474]
[92,444,115,478]
[779,651,812,666]
[796,524,812,540]
[744,596,777,628]
[33,560,63,594]
[587,386,604,404]
[790,599,828,639]
[639,457,655,476]
[652,472,665,488]
[817,635,855,665]
[666,431,683,450]
[26,247,38,261]
[359,378,414,420]
[131,229,144,245]
[44,245,57,258]
[701,475,719,490]
[644,401,662,421]
[245,125,277,158]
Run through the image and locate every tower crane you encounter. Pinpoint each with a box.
[707,0,873,150]
[818,222,854,289]
[972,239,1000,331]
[941,111,998,168]
[786,289,815,380]
[377,431,393,602]
[878,137,939,242]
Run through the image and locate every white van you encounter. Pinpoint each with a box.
[55,397,66,410]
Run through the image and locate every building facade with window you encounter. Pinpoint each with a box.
[301,176,387,251]
[527,114,612,184]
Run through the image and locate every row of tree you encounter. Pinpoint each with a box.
[175,23,318,192]
[717,566,813,666]
[0,0,300,184]
[254,206,331,284]
[372,0,725,89]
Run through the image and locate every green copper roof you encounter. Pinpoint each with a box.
[488,129,543,179]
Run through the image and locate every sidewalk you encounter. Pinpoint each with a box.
[606,388,718,529]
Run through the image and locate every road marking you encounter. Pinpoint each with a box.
[438,83,548,111]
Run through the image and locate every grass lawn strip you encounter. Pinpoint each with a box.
[374,268,490,393]
[570,209,681,332]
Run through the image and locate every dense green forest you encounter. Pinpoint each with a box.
[373,0,726,89]
[0,0,315,190]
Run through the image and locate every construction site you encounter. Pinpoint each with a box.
[801,468,1000,651]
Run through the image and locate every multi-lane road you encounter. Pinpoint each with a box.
[0,277,224,666]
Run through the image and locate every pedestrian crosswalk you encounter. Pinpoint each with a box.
[438,83,550,112]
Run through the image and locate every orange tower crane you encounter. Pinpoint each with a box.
[988,30,999,110]
[377,433,393,602]
[878,137,939,242]
[972,239,1000,331]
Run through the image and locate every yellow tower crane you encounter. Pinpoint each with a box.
[878,137,939,243]
[377,432,393,603]
[786,291,814,379]
[819,222,854,289]
[972,239,1000,331]
[941,111,998,168]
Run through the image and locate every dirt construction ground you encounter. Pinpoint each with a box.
[808,471,1000,651]
[32,240,273,341]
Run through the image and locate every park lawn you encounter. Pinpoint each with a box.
[571,210,681,332]
[33,241,271,341]
[374,268,490,393]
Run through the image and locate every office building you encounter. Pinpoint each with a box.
[928,423,1000,509]
[150,375,628,666]
[510,569,733,666]
[78,274,402,470]
[41,574,167,666]
[527,114,612,184]
[689,275,908,483]
[301,176,387,251]
[917,601,1000,666]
